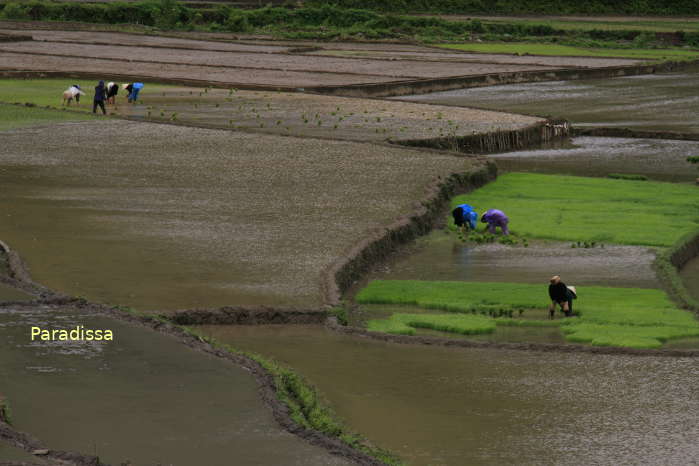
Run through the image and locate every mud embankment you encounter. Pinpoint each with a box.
[309,60,699,98]
[323,160,497,306]
[0,405,104,466]
[655,230,699,311]
[165,306,327,325]
[0,240,58,301]
[395,119,569,154]
[573,127,699,142]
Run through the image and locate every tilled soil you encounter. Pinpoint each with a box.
[111,87,541,142]
[0,40,558,78]
[0,120,481,309]
[0,51,394,87]
[308,49,643,68]
[0,27,292,53]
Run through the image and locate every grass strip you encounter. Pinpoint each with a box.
[368,313,496,335]
[451,173,699,247]
[437,42,699,60]
[0,102,96,131]
[561,323,699,349]
[358,280,699,348]
[0,79,175,112]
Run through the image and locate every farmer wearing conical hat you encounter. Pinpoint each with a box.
[548,275,576,318]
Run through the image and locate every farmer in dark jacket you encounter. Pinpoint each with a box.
[93,80,107,115]
[548,275,576,318]
[452,204,478,230]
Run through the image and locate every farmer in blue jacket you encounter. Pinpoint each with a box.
[452,204,478,230]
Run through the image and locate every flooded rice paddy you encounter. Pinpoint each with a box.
[111,86,538,143]
[366,229,659,289]
[0,306,348,465]
[0,119,471,310]
[198,324,699,466]
[0,282,32,302]
[488,136,699,183]
[397,71,699,133]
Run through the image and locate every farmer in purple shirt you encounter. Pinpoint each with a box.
[481,209,509,235]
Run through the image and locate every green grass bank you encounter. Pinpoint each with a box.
[359,281,699,349]
[0,102,96,131]
[449,173,699,247]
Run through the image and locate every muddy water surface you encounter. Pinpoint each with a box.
[0,306,348,466]
[199,324,699,466]
[0,120,469,310]
[0,282,31,302]
[365,229,659,289]
[0,442,47,463]
[398,71,699,133]
[489,136,699,183]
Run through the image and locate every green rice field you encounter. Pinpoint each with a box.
[360,281,699,349]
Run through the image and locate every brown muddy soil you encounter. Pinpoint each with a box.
[110,87,540,143]
[0,120,482,310]
[0,51,393,88]
[0,28,291,53]
[308,49,642,68]
[0,40,559,79]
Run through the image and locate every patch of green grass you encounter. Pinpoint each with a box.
[561,323,699,349]
[358,280,542,312]
[368,313,496,335]
[358,280,699,348]
[0,102,96,131]
[438,42,699,60]
[451,173,698,247]
[0,79,174,112]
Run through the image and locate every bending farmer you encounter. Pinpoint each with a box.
[125,82,144,103]
[481,209,509,235]
[548,275,576,318]
[452,204,478,230]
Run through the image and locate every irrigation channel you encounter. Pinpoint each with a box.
[1,68,698,465]
[0,306,350,465]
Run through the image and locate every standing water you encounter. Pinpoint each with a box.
[0,306,349,466]
[396,72,699,133]
[198,324,699,466]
